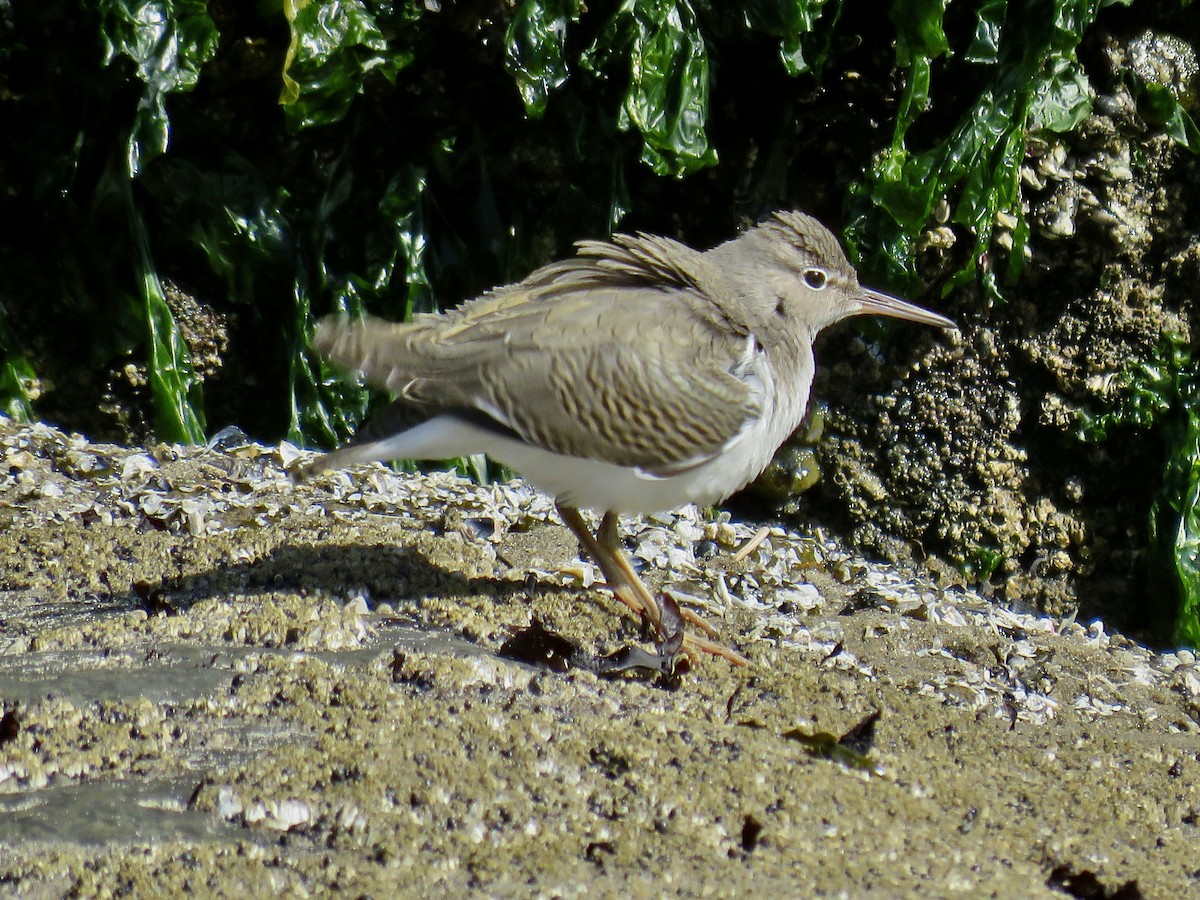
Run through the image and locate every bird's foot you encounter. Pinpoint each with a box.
[610,584,748,667]
[677,604,720,638]
[671,603,749,665]
[680,632,750,667]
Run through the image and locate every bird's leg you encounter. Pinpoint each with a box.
[595,513,721,640]
[594,511,664,634]
[595,514,751,666]
[557,504,657,628]
[557,504,749,667]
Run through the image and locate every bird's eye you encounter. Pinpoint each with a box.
[803,268,828,290]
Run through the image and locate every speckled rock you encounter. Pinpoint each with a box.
[810,27,1200,623]
[1,418,1199,896]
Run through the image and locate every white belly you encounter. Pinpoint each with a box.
[340,383,809,514]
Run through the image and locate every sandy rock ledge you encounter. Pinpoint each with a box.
[0,418,1198,896]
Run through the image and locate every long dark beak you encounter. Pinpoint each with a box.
[859,287,957,331]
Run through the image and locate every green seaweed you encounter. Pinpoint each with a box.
[13,0,1154,441]
[280,0,417,131]
[506,0,583,118]
[846,0,1131,299]
[1080,337,1200,647]
[130,200,207,444]
[98,0,219,175]
[584,0,718,177]
[739,0,838,76]
[1158,410,1200,648]
[1128,73,1200,153]
[0,310,36,423]
[139,146,433,447]
[963,546,1005,583]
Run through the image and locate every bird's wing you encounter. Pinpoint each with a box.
[314,233,763,473]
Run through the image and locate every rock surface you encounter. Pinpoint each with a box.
[1,418,1197,896]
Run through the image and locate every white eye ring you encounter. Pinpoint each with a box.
[803,268,828,290]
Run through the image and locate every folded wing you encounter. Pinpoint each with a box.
[314,232,764,474]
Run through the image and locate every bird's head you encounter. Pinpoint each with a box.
[725,210,957,335]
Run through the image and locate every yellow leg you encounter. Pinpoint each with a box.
[557,506,656,626]
[557,504,748,667]
[596,512,721,639]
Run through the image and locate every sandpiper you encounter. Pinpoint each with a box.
[308,211,956,665]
